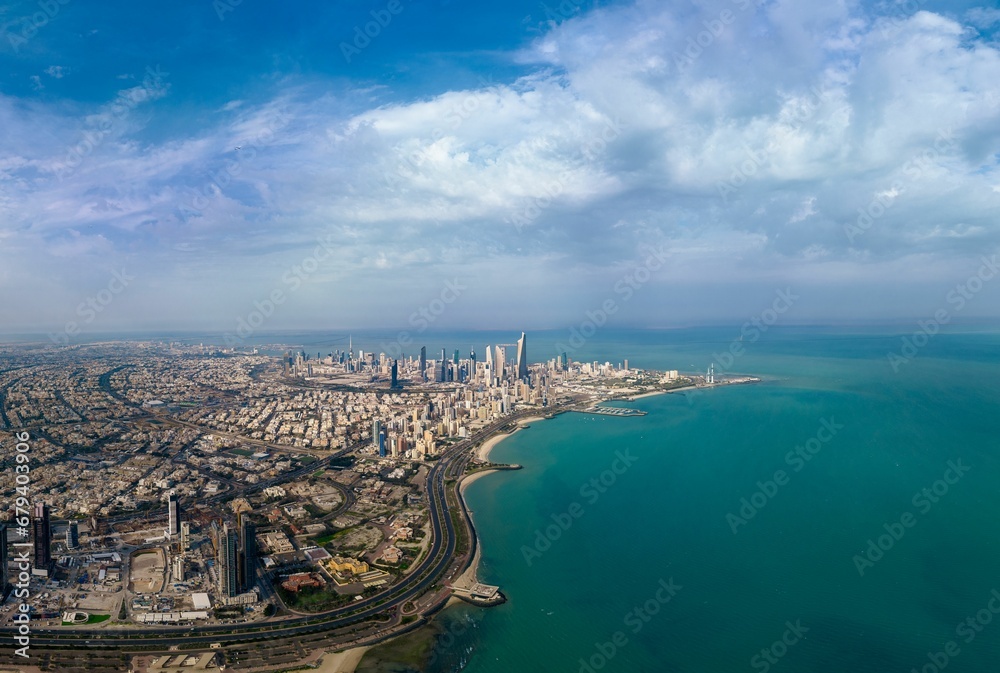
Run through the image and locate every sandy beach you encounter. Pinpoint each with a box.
[627,384,700,400]
[475,431,512,462]
[475,415,546,461]
[455,416,548,591]
[312,646,370,673]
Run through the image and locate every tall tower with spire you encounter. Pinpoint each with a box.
[516,332,528,380]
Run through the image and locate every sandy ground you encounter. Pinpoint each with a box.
[312,646,371,673]
[475,431,512,461]
[474,415,546,461]
[454,465,500,593]
[451,525,484,593]
[627,384,701,400]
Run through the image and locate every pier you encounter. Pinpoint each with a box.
[452,583,507,607]
[582,406,648,417]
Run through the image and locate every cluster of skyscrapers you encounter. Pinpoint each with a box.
[216,513,257,599]
[415,332,529,385]
[0,501,54,596]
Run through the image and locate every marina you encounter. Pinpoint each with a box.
[582,406,648,417]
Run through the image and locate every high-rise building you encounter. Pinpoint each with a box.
[560,352,568,370]
[420,347,427,382]
[239,516,257,592]
[33,502,51,573]
[440,348,447,382]
[391,360,398,388]
[495,345,506,378]
[218,523,240,597]
[167,492,181,539]
[516,332,528,380]
[470,347,476,371]
[453,349,460,364]
[180,521,191,553]
[66,521,79,550]
[372,420,382,449]
[0,525,9,599]
[378,431,387,457]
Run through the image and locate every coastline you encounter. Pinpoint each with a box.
[313,646,371,672]
[624,378,759,401]
[305,388,745,671]
[455,415,547,590]
[626,383,699,400]
[355,414,551,670]
[474,415,546,462]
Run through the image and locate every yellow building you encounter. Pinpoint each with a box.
[324,556,369,575]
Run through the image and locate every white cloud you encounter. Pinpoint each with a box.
[2,0,1000,329]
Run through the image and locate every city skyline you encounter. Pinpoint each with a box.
[2,0,1000,334]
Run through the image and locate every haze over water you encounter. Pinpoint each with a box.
[425,328,1000,672]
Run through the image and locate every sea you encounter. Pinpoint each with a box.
[414,326,1000,673]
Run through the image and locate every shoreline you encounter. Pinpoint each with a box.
[456,415,548,589]
[622,378,760,402]
[474,415,546,462]
[625,383,700,400]
[315,389,738,670]
[312,646,371,672]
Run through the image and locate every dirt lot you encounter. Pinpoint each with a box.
[129,549,166,593]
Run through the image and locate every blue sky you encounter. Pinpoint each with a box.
[2,0,1000,335]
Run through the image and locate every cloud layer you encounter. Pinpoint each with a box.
[2,0,1000,333]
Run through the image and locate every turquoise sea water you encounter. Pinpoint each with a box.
[426,329,1000,673]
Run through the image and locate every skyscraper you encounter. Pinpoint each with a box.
[180,521,191,553]
[0,525,8,598]
[440,348,447,382]
[391,359,398,388]
[33,502,51,572]
[484,344,492,379]
[218,523,239,598]
[516,332,528,380]
[420,346,427,382]
[495,345,506,378]
[239,516,257,592]
[167,492,181,539]
[66,521,79,550]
